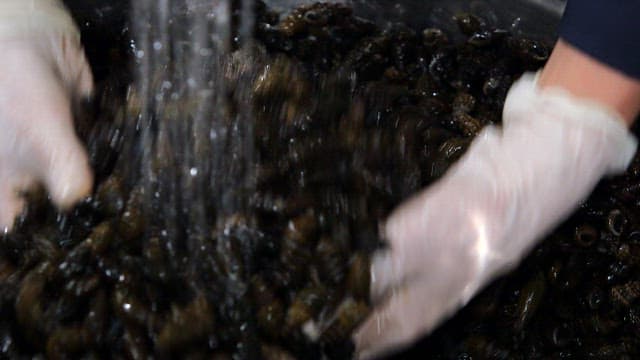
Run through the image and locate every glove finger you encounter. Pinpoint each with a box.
[0,183,25,232]
[353,281,440,360]
[372,184,459,303]
[74,49,94,99]
[369,250,410,305]
[16,67,94,209]
[42,136,93,209]
[369,195,436,302]
[54,32,94,99]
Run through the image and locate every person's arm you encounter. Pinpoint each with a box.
[539,39,640,124]
[353,55,639,360]
[549,0,640,117]
[353,10,640,360]
[0,0,94,231]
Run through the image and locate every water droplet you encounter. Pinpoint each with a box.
[161,81,173,90]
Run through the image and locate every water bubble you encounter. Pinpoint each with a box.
[199,47,212,56]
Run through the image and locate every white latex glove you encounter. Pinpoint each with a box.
[354,73,638,359]
[0,0,94,231]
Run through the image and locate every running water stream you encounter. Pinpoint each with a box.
[123,3,263,341]
[129,0,257,238]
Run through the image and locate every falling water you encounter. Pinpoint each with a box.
[120,1,263,330]
[128,0,257,236]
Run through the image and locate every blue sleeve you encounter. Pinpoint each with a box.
[559,0,640,80]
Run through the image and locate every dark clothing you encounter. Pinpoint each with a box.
[560,0,640,79]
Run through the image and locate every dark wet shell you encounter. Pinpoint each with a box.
[575,224,599,248]
[513,272,546,331]
[121,325,151,360]
[316,236,347,286]
[439,137,470,161]
[284,211,318,245]
[84,221,116,255]
[285,285,327,331]
[46,326,89,359]
[509,38,550,65]
[452,112,482,137]
[346,253,370,301]
[473,29,509,47]
[615,243,640,264]
[278,3,352,37]
[606,209,627,237]
[93,176,126,216]
[156,295,215,353]
[251,275,285,339]
[454,13,485,36]
[578,313,620,336]
[611,281,640,308]
[117,187,146,242]
[320,297,370,345]
[261,343,296,360]
[112,285,150,327]
[422,28,448,48]
[257,299,285,340]
[15,263,52,346]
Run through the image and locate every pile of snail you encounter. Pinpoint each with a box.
[2,2,639,359]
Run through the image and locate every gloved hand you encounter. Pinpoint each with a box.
[0,0,94,231]
[353,73,638,359]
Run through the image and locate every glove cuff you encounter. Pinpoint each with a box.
[0,0,79,41]
[504,72,638,175]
